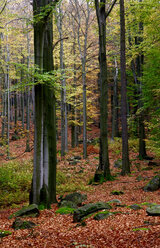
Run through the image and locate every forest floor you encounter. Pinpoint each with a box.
[0,125,160,247]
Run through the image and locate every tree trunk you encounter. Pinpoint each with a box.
[32,0,57,207]
[95,0,110,178]
[120,0,130,175]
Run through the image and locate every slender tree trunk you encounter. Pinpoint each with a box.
[26,26,31,152]
[95,0,110,178]
[111,58,119,140]
[56,3,68,156]
[120,0,130,175]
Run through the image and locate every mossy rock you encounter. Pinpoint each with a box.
[0,230,12,238]
[129,204,142,210]
[140,202,157,207]
[111,190,124,195]
[73,202,112,222]
[56,207,75,215]
[107,199,122,205]
[146,205,160,216]
[12,217,36,230]
[9,204,40,219]
[93,211,113,220]
[144,174,160,191]
[59,192,87,208]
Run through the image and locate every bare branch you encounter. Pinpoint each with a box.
[105,0,117,19]
[52,37,68,50]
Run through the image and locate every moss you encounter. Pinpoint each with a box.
[111,190,124,195]
[55,207,75,215]
[0,230,12,238]
[132,227,150,232]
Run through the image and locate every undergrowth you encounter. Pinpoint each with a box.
[0,160,89,208]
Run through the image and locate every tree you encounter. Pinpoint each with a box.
[120,0,130,175]
[31,0,57,207]
[95,0,116,178]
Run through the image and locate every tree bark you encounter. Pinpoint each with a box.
[95,0,110,178]
[32,0,57,207]
[120,0,130,175]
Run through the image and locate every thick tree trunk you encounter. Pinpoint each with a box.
[32,0,57,207]
[95,0,110,178]
[120,0,130,175]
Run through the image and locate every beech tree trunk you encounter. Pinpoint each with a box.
[120,0,130,175]
[95,0,110,178]
[32,0,57,207]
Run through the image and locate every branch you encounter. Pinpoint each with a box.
[0,0,7,15]
[105,0,117,19]
[52,37,68,50]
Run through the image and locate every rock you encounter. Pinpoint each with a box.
[60,192,87,208]
[146,205,160,216]
[144,174,160,191]
[0,230,12,238]
[136,175,144,182]
[73,202,112,222]
[69,160,77,165]
[129,204,142,210]
[148,161,159,167]
[9,204,40,219]
[107,199,122,205]
[60,200,77,209]
[94,211,113,220]
[111,190,124,195]
[12,217,36,230]
[74,156,82,160]
[114,159,122,169]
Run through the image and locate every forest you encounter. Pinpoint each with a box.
[0,0,160,247]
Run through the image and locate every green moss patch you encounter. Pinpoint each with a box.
[0,230,12,238]
[55,207,75,215]
[132,227,150,232]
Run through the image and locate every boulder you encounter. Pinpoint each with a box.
[144,175,160,191]
[12,217,36,230]
[9,204,40,219]
[94,211,113,220]
[146,205,160,216]
[107,199,122,205]
[59,192,87,208]
[111,190,124,195]
[73,202,112,222]
[129,204,142,210]
[60,200,77,209]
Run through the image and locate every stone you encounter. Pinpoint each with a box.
[73,202,112,222]
[59,192,87,208]
[94,211,113,220]
[107,199,122,205]
[74,156,82,160]
[60,200,77,209]
[129,204,142,210]
[114,159,122,169]
[144,174,160,191]
[12,218,36,230]
[9,204,40,219]
[111,190,124,195]
[146,205,160,216]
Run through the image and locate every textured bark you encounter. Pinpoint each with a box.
[32,0,57,206]
[95,0,110,178]
[111,58,119,140]
[120,0,130,175]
